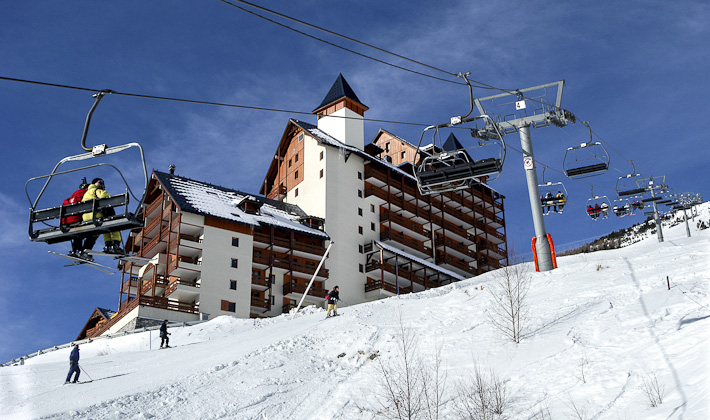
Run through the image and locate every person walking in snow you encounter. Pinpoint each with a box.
[159,320,171,348]
[326,286,340,317]
[65,344,80,384]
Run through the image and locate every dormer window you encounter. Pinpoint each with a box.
[235,196,263,215]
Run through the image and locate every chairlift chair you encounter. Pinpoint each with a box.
[538,168,568,215]
[585,195,611,221]
[563,142,610,178]
[563,121,609,178]
[616,173,648,198]
[611,198,632,217]
[26,91,147,247]
[413,73,505,195]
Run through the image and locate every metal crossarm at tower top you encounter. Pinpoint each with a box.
[470,81,575,272]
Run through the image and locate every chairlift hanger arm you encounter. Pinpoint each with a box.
[81,90,115,153]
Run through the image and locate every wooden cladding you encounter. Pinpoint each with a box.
[204,216,252,234]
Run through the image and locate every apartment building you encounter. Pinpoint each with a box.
[80,74,506,338]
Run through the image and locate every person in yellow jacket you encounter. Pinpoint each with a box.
[82,178,123,254]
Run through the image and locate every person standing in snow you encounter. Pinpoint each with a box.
[65,344,80,384]
[326,286,340,317]
[159,320,171,348]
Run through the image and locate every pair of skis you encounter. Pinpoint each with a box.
[49,251,150,274]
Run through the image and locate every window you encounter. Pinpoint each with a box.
[358,226,363,235]
[320,151,324,160]
[358,244,363,254]
[221,300,236,312]
[231,258,238,268]
[295,188,299,197]
[232,237,239,247]
[371,222,376,231]
[295,170,299,179]
[385,142,390,152]
[288,159,292,168]
[295,153,299,162]
[358,189,363,198]
[401,151,406,159]
[359,264,364,273]
[230,280,237,290]
[371,204,375,213]
[298,133,304,142]
[358,171,362,180]
[320,169,324,178]
[358,208,362,216]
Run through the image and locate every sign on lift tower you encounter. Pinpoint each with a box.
[471,81,575,271]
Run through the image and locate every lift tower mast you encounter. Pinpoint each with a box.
[472,81,575,271]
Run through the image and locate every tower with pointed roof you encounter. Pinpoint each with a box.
[313,73,369,150]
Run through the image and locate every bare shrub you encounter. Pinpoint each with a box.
[487,256,531,343]
[640,372,666,407]
[373,312,447,420]
[454,364,509,420]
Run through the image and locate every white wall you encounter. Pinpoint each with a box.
[198,225,253,319]
[317,107,364,150]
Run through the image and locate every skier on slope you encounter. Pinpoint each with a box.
[160,320,171,348]
[65,344,80,384]
[326,286,340,317]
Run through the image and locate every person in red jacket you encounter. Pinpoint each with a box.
[62,179,95,259]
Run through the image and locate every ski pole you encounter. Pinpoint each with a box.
[79,364,94,381]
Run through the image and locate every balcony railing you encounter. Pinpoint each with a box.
[435,254,475,274]
[380,228,430,256]
[365,278,412,294]
[250,297,271,310]
[253,233,326,255]
[252,252,329,277]
[283,281,328,298]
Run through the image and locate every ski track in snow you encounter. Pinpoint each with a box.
[1,206,709,419]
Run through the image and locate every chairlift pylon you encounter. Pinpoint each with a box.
[26,91,147,247]
[563,122,610,178]
[413,73,506,195]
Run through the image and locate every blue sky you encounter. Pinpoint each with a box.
[1,1,708,363]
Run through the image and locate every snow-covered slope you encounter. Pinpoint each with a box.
[2,206,709,420]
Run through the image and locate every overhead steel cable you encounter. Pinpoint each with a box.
[218,0,462,80]
[216,0,469,87]
[0,75,428,127]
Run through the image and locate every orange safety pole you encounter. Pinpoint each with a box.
[547,233,558,269]
[531,236,539,272]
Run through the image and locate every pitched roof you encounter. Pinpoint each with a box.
[313,73,365,112]
[442,133,473,160]
[153,171,329,239]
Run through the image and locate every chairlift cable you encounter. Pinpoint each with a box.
[0,76,427,127]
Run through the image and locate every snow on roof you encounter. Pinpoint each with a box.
[155,172,329,239]
[374,240,465,281]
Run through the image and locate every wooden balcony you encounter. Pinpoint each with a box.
[253,233,326,255]
[283,281,328,299]
[365,278,412,294]
[252,252,329,278]
[435,254,475,275]
[380,208,429,238]
[380,227,431,256]
[250,297,271,310]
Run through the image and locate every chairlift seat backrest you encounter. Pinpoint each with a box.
[565,163,608,178]
[617,187,647,197]
[29,193,142,244]
[418,158,501,188]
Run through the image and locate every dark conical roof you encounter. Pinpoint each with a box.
[442,133,472,160]
[314,73,364,112]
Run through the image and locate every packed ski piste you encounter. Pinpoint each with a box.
[2,206,708,419]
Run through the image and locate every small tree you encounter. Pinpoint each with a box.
[373,312,447,420]
[487,251,531,343]
[454,364,509,420]
[640,372,666,407]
